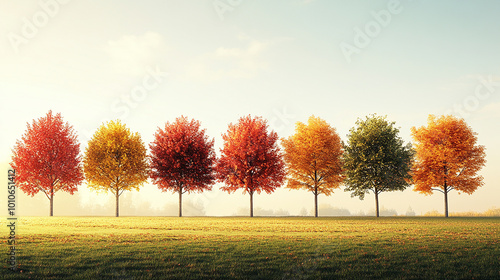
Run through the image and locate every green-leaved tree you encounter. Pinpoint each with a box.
[343,115,414,217]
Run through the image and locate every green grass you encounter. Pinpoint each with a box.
[1,217,499,279]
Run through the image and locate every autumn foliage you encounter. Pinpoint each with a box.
[281,116,344,217]
[11,111,83,216]
[83,120,148,217]
[149,116,216,217]
[11,112,490,217]
[411,115,486,217]
[216,115,286,217]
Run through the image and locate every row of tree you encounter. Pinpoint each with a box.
[11,111,486,218]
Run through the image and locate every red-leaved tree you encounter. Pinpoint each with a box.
[149,116,216,217]
[11,111,83,216]
[216,115,286,217]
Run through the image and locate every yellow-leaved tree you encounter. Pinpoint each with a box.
[83,120,148,217]
[281,116,344,217]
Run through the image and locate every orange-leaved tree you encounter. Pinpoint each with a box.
[149,116,216,217]
[281,116,344,217]
[11,111,83,216]
[216,115,286,217]
[83,120,148,217]
[411,115,486,217]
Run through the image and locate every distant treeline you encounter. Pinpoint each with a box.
[423,207,500,217]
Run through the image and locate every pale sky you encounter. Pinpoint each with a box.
[1,0,499,216]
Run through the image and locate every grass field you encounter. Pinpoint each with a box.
[2,217,499,279]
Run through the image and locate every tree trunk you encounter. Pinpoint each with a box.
[444,168,449,218]
[375,190,380,218]
[50,191,54,217]
[179,188,183,217]
[314,191,318,218]
[250,191,254,217]
[444,185,449,218]
[116,191,119,217]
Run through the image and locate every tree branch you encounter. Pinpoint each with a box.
[456,167,466,178]
[38,185,51,200]
[431,188,444,194]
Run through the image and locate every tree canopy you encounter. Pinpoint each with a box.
[343,115,414,217]
[11,111,83,216]
[282,116,344,217]
[216,115,286,217]
[149,116,216,217]
[411,115,486,217]
[83,120,148,217]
